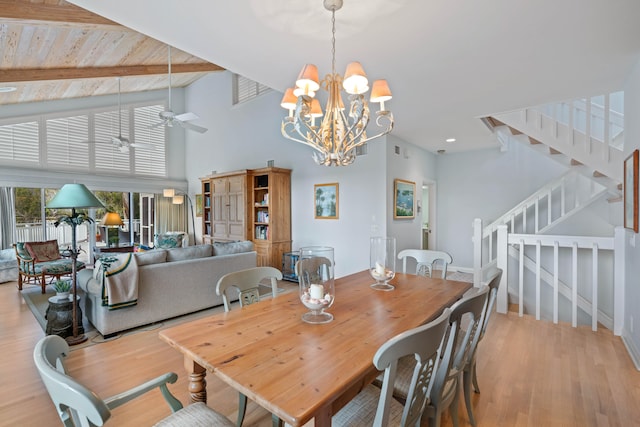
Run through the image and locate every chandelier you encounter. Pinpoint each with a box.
[280,0,394,166]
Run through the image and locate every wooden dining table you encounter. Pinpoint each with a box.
[158,270,472,427]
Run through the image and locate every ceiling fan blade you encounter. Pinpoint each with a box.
[82,140,111,145]
[129,142,153,149]
[179,121,208,134]
[174,112,199,122]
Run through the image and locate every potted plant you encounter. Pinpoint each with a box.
[53,279,71,300]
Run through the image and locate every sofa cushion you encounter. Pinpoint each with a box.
[134,249,167,266]
[25,240,61,262]
[166,244,213,262]
[155,233,184,249]
[213,240,254,256]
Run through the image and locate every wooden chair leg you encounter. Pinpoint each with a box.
[40,272,46,294]
[18,272,23,290]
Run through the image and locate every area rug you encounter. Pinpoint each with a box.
[21,282,293,351]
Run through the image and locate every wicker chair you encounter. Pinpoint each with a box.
[14,241,84,294]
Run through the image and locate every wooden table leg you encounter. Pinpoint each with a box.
[314,405,332,427]
[184,356,207,404]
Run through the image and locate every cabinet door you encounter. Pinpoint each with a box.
[212,178,229,239]
[253,240,271,267]
[227,175,246,241]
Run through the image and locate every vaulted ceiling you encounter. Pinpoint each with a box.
[4,0,640,154]
[0,0,223,105]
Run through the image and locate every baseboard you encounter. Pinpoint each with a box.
[621,333,640,371]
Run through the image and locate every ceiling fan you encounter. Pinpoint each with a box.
[86,78,152,153]
[151,45,208,134]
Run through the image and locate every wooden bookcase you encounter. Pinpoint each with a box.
[200,167,291,268]
[250,167,292,268]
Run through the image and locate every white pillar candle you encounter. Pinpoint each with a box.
[375,262,386,275]
[309,284,324,299]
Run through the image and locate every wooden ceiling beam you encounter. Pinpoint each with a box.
[0,63,225,83]
[0,0,119,26]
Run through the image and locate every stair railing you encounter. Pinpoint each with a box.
[474,220,625,335]
[533,92,624,150]
[480,170,607,265]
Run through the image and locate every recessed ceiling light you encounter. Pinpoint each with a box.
[0,86,17,93]
[445,138,456,143]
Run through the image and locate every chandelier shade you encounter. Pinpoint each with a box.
[281,0,394,166]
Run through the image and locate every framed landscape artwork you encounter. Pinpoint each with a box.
[195,194,203,217]
[624,149,639,233]
[315,183,339,219]
[394,179,415,219]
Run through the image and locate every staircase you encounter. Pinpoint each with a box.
[484,93,624,194]
[472,93,624,333]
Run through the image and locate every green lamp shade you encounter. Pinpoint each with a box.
[47,184,105,209]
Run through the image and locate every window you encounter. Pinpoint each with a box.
[232,74,271,105]
[45,115,90,169]
[0,102,166,177]
[0,120,39,164]
[94,108,131,172]
[134,104,166,177]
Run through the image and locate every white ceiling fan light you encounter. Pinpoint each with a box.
[151,45,208,134]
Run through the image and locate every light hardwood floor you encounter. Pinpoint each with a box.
[2,279,640,426]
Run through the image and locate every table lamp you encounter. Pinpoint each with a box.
[47,183,105,345]
[101,212,124,247]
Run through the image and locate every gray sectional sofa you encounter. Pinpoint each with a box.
[77,241,256,337]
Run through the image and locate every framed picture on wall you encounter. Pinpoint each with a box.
[195,194,203,217]
[314,183,339,219]
[394,179,415,219]
[624,149,639,233]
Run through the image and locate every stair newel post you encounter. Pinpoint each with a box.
[613,226,625,336]
[496,224,508,314]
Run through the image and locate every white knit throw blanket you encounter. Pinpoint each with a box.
[94,253,139,310]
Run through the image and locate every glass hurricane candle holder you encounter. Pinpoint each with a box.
[370,236,396,291]
[298,246,335,324]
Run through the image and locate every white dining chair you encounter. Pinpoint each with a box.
[34,335,234,427]
[332,308,452,426]
[215,266,284,427]
[216,266,283,312]
[390,285,490,427]
[397,249,453,279]
[461,268,503,426]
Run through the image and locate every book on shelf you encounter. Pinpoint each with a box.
[255,225,269,240]
[256,211,269,223]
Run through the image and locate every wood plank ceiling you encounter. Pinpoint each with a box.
[0,0,224,106]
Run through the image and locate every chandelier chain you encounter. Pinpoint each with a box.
[331,9,336,76]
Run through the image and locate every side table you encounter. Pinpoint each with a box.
[45,295,84,338]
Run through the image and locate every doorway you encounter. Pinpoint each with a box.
[421,182,436,250]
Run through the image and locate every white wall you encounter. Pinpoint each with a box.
[435,139,568,266]
[622,59,640,367]
[385,134,437,262]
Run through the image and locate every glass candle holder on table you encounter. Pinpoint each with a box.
[370,236,396,291]
[298,246,335,324]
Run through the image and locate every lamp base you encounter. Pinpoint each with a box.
[65,334,88,346]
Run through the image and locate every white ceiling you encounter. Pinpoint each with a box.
[68,0,640,154]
